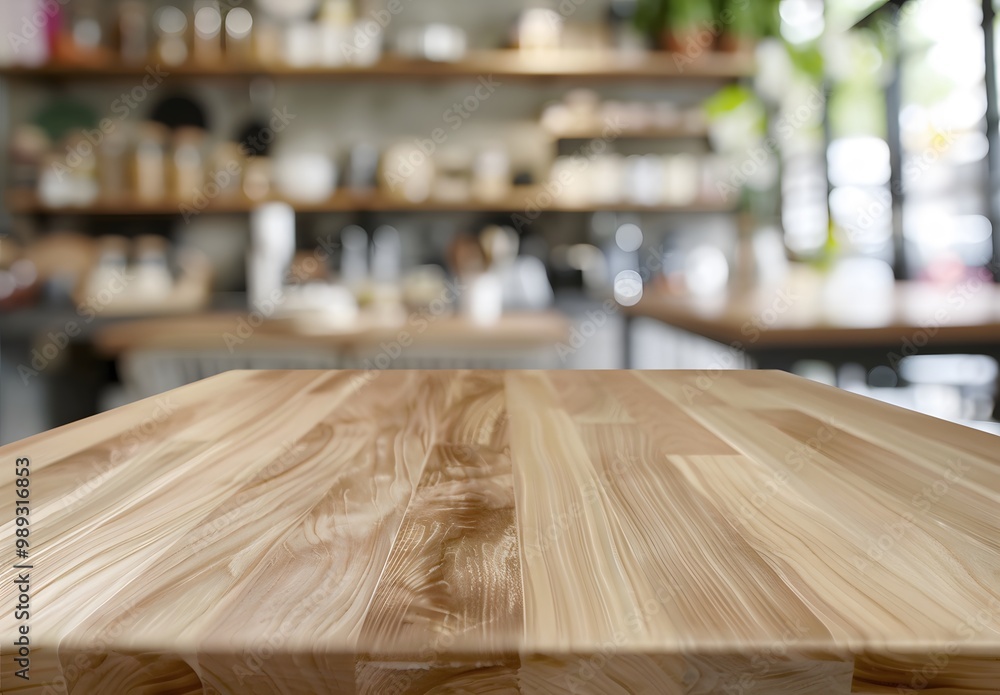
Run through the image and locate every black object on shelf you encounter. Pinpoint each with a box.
[150,94,210,131]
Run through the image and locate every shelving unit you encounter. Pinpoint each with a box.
[0,16,759,443]
[3,47,749,223]
[6,188,735,216]
[4,48,748,224]
[1,46,749,342]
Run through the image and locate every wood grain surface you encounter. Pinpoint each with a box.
[1,370,999,694]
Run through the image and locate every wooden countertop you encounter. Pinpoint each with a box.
[2,370,999,693]
[628,278,1000,349]
[93,311,570,356]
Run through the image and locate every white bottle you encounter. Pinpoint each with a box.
[4,0,50,67]
[248,202,296,310]
[318,0,353,66]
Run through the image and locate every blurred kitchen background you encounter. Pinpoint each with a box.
[2,0,1000,444]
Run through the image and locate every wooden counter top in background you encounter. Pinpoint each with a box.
[628,280,1000,348]
[93,311,570,356]
[2,370,999,693]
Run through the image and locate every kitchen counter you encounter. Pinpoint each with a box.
[627,279,1000,350]
[1,370,998,693]
[92,311,570,355]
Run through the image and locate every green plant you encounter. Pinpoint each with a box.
[703,84,767,144]
[762,0,784,37]
[722,0,782,38]
[634,0,782,39]
[704,84,759,120]
[634,0,713,35]
[633,0,668,35]
[668,0,715,28]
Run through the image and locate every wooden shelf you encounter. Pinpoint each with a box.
[6,188,736,216]
[548,124,710,140]
[0,50,754,81]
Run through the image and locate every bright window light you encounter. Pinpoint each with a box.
[828,137,891,187]
[780,0,825,44]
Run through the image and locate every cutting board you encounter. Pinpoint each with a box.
[1,370,999,694]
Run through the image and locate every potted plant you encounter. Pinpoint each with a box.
[634,0,782,52]
[717,0,755,53]
[717,0,781,53]
[635,0,716,52]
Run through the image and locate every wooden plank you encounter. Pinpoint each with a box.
[757,372,1000,500]
[192,371,453,694]
[757,409,1000,554]
[545,370,635,424]
[506,372,848,693]
[604,372,738,455]
[0,371,335,693]
[357,372,522,692]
